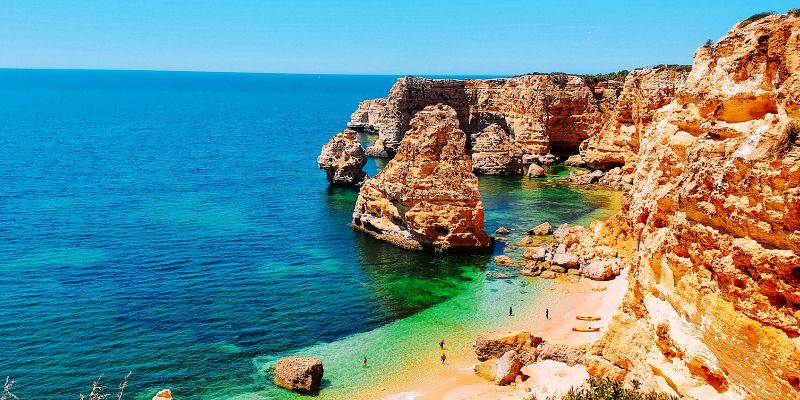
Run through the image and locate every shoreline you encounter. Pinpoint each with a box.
[374,269,629,400]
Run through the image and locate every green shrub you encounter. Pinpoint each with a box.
[738,11,776,27]
[789,9,800,17]
[559,377,678,400]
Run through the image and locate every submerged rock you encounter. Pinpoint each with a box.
[351,104,493,253]
[494,255,514,266]
[317,129,366,185]
[274,356,324,392]
[152,389,172,400]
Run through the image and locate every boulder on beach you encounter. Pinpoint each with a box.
[475,350,524,385]
[529,222,552,236]
[474,330,541,361]
[152,389,172,400]
[274,356,324,392]
[551,253,578,268]
[581,260,618,281]
[540,270,557,279]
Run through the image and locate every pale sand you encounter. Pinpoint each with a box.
[378,269,629,400]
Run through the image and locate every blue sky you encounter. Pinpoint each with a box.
[1,1,796,75]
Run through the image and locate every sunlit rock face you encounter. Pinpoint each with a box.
[471,123,524,175]
[348,75,621,159]
[316,128,366,185]
[351,104,493,253]
[580,66,690,171]
[590,14,800,400]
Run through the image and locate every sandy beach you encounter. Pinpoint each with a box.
[372,268,629,400]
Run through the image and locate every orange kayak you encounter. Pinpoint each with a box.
[572,327,600,332]
[576,316,601,321]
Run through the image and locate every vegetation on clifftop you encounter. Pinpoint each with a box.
[738,11,776,27]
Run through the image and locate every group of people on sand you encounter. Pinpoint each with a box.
[362,307,552,368]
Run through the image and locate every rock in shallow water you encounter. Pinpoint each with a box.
[529,222,552,236]
[274,356,324,392]
[351,104,493,253]
[526,163,545,177]
[152,389,172,400]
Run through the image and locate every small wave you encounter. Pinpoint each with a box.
[383,391,425,400]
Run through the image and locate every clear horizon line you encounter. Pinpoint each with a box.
[0,66,651,78]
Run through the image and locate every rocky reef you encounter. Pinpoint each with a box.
[351,104,493,252]
[347,74,622,160]
[588,13,800,399]
[316,128,367,185]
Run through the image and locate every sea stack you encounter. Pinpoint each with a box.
[352,104,493,252]
[317,128,367,185]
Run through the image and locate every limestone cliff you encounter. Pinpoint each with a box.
[351,104,493,252]
[590,13,800,400]
[580,66,690,170]
[348,75,622,158]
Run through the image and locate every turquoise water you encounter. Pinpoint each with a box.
[0,70,619,399]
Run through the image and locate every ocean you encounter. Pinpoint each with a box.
[0,69,620,399]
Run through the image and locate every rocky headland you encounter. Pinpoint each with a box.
[312,10,800,400]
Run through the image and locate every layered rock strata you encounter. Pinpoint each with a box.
[580,66,690,171]
[590,13,800,399]
[317,129,367,185]
[351,104,493,252]
[348,75,622,158]
[470,123,524,174]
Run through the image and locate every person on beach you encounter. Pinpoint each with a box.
[509,306,513,316]
[441,353,447,364]
[363,356,367,367]
[439,339,445,349]
[546,308,549,319]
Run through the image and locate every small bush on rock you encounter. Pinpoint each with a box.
[558,378,678,400]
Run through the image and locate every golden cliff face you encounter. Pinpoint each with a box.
[348,75,621,158]
[351,104,493,253]
[580,66,689,170]
[591,14,800,400]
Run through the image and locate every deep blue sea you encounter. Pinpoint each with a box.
[0,70,619,399]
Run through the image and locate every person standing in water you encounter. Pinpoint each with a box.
[363,356,367,367]
[509,306,513,316]
[439,339,445,349]
[440,353,447,364]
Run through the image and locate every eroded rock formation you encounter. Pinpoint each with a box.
[348,75,622,159]
[316,129,366,185]
[590,13,800,399]
[351,104,493,252]
[471,123,524,174]
[580,66,689,171]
